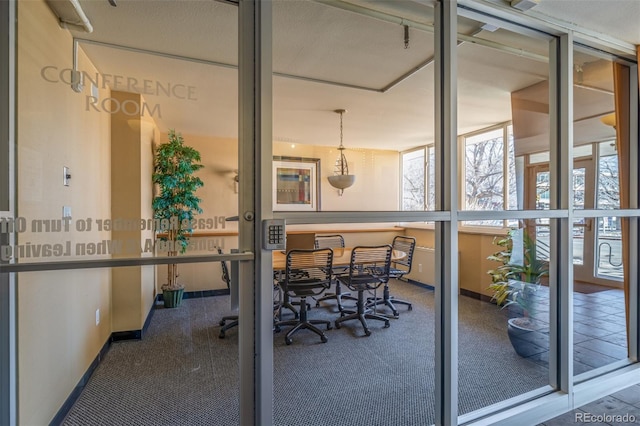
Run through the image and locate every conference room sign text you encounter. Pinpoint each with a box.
[0,216,228,262]
[40,66,199,118]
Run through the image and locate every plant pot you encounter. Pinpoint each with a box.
[507,317,549,358]
[162,287,184,308]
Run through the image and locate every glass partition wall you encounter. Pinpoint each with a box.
[456,11,554,416]
[571,48,632,378]
[3,1,639,425]
[271,1,438,423]
[10,1,245,424]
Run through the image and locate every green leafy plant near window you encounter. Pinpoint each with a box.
[487,228,548,320]
[152,130,204,300]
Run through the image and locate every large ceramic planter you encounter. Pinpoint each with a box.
[163,287,184,308]
[507,317,549,358]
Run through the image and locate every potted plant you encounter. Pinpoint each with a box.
[152,129,204,308]
[487,227,549,357]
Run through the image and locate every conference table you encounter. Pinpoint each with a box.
[272,247,406,270]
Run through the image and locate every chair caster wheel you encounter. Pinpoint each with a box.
[408,305,413,311]
[219,331,226,339]
[285,337,292,345]
[335,322,341,329]
[321,335,328,343]
[219,320,226,326]
[327,323,332,330]
[384,321,390,328]
[315,302,321,308]
[274,326,281,333]
[364,329,371,337]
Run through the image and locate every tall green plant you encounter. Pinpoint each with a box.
[487,228,548,317]
[152,129,204,290]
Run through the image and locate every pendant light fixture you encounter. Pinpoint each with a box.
[327,109,355,195]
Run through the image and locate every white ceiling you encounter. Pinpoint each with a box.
[67,0,634,152]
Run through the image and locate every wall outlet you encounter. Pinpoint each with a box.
[418,264,423,273]
[95,309,100,326]
[62,206,72,220]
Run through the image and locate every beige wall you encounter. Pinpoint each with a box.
[274,141,399,211]
[459,231,507,297]
[111,92,156,331]
[140,120,157,325]
[17,1,112,424]
[402,226,507,297]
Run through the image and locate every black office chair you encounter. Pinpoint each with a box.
[368,236,415,317]
[218,248,238,338]
[275,248,334,345]
[314,234,356,312]
[334,245,392,336]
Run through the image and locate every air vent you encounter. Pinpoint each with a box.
[510,0,540,11]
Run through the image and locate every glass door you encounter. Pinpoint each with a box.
[528,158,596,281]
[11,1,248,424]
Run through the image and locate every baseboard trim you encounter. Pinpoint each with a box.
[406,279,435,291]
[460,288,494,303]
[111,298,158,342]
[406,281,496,304]
[155,288,229,302]
[50,337,111,426]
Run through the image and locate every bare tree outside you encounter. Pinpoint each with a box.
[402,149,425,211]
[465,136,504,211]
[402,125,516,218]
[597,154,620,210]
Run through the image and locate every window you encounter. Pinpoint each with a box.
[597,141,620,210]
[401,123,516,220]
[462,123,516,225]
[401,148,426,211]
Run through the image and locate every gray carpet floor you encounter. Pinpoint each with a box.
[62,280,553,426]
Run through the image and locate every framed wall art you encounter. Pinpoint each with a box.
[272,156,320,211]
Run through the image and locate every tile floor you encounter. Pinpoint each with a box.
[530,287,639,425]
[509,286,629,376]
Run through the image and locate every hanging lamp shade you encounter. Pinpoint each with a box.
[328,174,356,189]
[328,109,355,195]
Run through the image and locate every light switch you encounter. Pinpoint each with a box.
[63,166,71,186]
